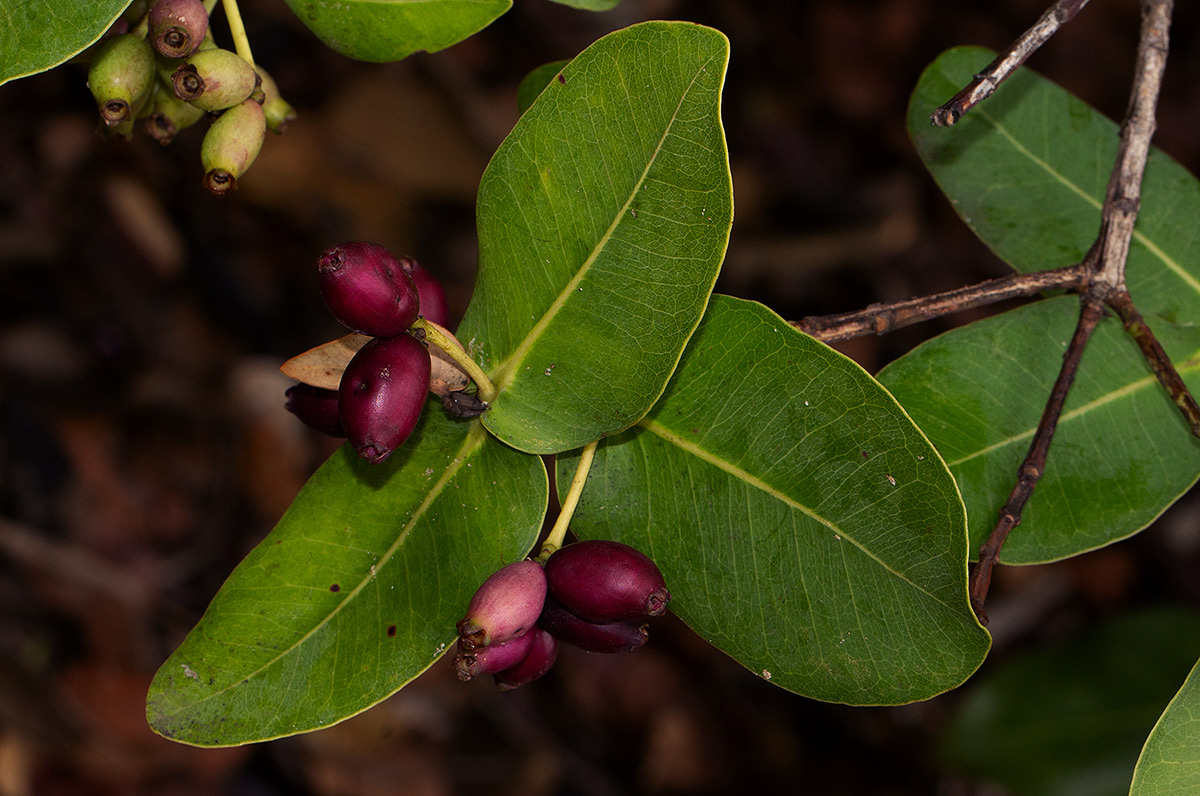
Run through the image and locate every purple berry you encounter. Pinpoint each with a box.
[149,0,209,58]
[398,256,450,328]
[544,540,671,624]
[318,242,421,337]
[285,383,345,437]
[538,597,648,654]
[453,628,537,681]
[338,334,430,464]
[494,628,558,690]
[456,560,547,650]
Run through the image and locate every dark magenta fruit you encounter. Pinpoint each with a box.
[456,560,547,650]
[284,384,345,437]
[318,242,421,337]
[494,628,558,690]
[149,0,209,58]
[338,333,431,464]
[453,628,537,681]
[544,540,671,624]
[398,256,449,328]
[538,597,648,654]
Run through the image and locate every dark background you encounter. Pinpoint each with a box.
[2,0,1200,793]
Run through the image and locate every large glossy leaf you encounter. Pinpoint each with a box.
[1131,656,1200,795]
[940,607,1200,796]
[879,298,1200,563]
[560,295,990,704]
[282,0,511,62]
[146,411,546,746]
[458,22,733,454]
[0,1,129,86]
[877,47,1200,563]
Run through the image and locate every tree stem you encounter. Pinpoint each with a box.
[796,264,1088,342]
[968,0,1180,621]
[969,298,1103,624]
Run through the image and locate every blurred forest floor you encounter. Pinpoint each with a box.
[2,0,1200,794]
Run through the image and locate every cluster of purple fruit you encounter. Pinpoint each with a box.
[285,241,451,464]
[84,0,295,193]
[454,540,672,689]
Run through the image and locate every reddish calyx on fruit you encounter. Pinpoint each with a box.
[319,242,421,337]
[172,48,260,112]
[456,560,547,650]
[453,628,537,681]
[149,0,209,58]
[338,334,431,464]
[544,540,671,623]
[398,256,450,328]
[538,597,649,654]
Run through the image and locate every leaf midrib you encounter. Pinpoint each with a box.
[638,418,955,611]
[158,423,488,716]
[489,50,723,390]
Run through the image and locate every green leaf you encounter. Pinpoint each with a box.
[878,46,1200,563]
[0,1,130,87]
[458,22,733,454]
[516,60,569,116]
[908,47,1200,322]
[940,607,1200,796]
[560,295,990,704]
[282,0,511,62]
[146,411,546,746]
[1131,656,1200,796]
[879,298,1200,564]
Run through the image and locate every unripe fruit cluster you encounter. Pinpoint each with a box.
[84,0,296,194]
[284,241,452,465]
[453,540,671,689]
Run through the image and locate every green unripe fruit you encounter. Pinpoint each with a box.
[144,79,206,145]
[87,34,156,127]
[172,48,260,112]
[200,98,266,195]
[256,68,297,133]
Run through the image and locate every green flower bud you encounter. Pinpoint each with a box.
[256,68,297,133]
[87,33,156,127]
[144,79,206,145]
[200,98,266,195]
[172,48,260,113]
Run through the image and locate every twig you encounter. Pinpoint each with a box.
[1109,289,1200,436]
[968,298,1103,623]
[931,0,1092,126]
[796,263,1089,342]
[970,0,1178,621]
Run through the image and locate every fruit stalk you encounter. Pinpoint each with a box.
[538,439,599,560]
[410,317,496,403]
[220,0,255,66]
